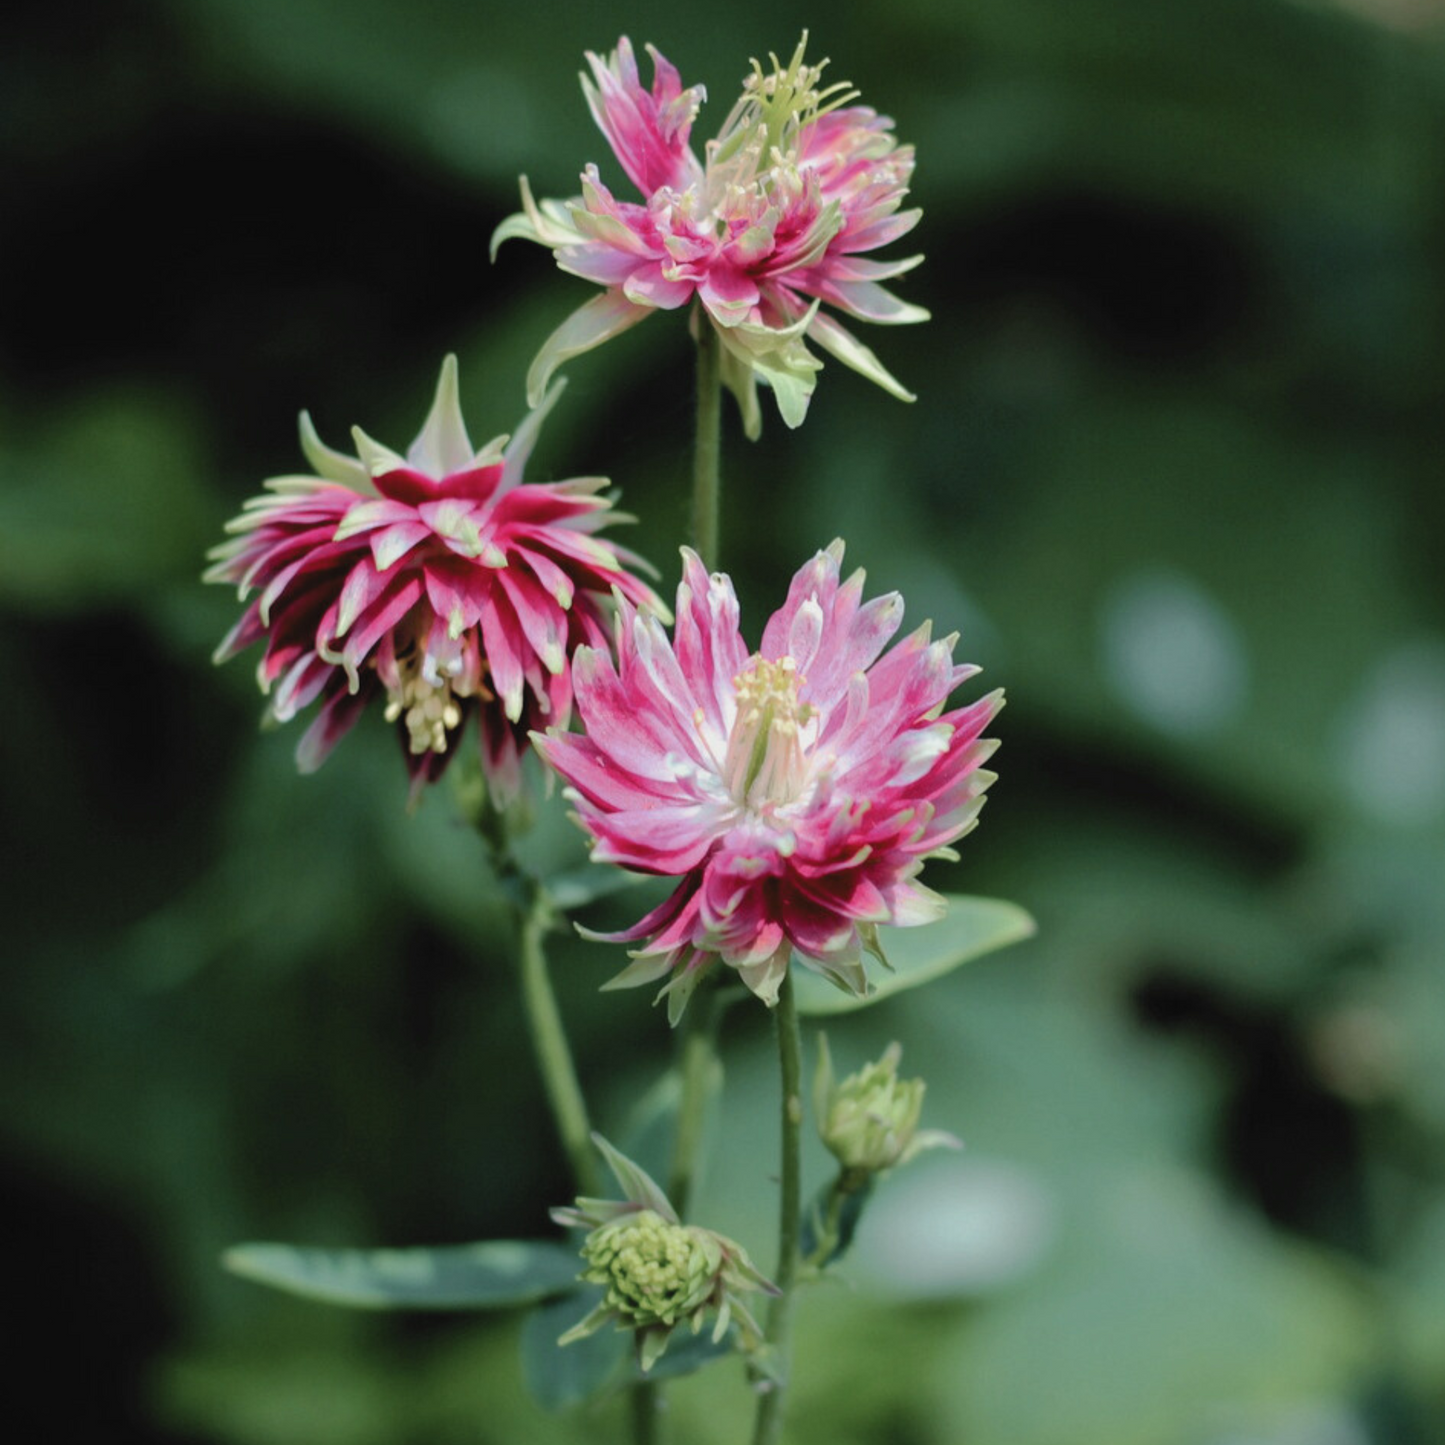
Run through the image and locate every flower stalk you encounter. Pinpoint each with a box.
[663,312,727,1225]
[691,314,723,569]
[517,886,600,1198]
[751,969,804,1445]
[489,845,600,1198]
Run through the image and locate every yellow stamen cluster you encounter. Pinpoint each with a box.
[383,650,471,755]
[725,654,816,807]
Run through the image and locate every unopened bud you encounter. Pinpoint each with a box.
[813,1036,958,1177]
[579,1209,721,1330]
[554,1135,778,1372]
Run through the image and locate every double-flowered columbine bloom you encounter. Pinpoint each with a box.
[493,34,927,437]
[206,358,662,803]
[536,543,1002,1020]
[554,1135,776,1372]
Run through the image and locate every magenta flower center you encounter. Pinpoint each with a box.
[723,655,817,809]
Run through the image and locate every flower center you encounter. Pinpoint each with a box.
[382,641,471,756]
[724,655,815,808]
[710,33,857,180]
[583,1210,714,1326]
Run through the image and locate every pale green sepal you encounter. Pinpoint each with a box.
[502,377,567,488]
[657,954,718,1024]
[591,947,673,991]
[491,176,581,259]
[900,1127,963,1165]
[407,355,474,476]
[859,922,894,972]
[717,341,763,440]
[591,1134,679,1222]
[298,413,374,493]
[222,1239,580,1310]
[638,1325,672,1373]
[526,292,655,408]
[551,1197,634,1230]
[350,425,409,479]
[807,311,917,403]
[800,948,872,999]
[556,1299,615,1345]
[812,1032,838,1128]
[713,305,822,431]
[521,1290,628,1410]
[793,895,1036,1016]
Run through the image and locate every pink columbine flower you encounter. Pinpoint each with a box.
[535,544,1001,1020]
[492,34,927,438]
[206,357,663,804]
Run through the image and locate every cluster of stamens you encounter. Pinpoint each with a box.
[715,34,856,166]
[723,655,816,807]
[382,646,470,755]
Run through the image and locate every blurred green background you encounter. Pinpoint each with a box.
[4,0,1445,1440]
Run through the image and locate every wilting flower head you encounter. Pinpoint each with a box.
[492,33,927,438]
[813,1035,959,1179]
[536,542,1001,1020]
[553,1134,776,1372]
[205,357,662,804]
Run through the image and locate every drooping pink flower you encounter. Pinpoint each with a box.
[206,357,663,804]
[493,35,927,438]
[535,544,1001,1019]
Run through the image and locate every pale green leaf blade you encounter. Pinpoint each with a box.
[222,1240,579,1310]
[543,864,652,912]
[793,895,1035,1017]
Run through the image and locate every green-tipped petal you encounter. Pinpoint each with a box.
[299,412,374,493]
[407,355,474,475]
[350,425,409,479]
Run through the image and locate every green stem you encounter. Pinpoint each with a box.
[751,971,804,1445]
[691,316,723,569]
[631,1378,663,1445]
[514,870,658,1444]
[514,877,600,1197]
[667,987,733,1216]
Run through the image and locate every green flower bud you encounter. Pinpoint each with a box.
[813,1036,959,1178]
[579,1209,722,1329]
[553,1135,778,1372]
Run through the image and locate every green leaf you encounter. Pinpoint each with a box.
[793,895,1035,1016]
[222,1240,580,1310]
[543,864,651,913]
[521,1288,627,1410]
